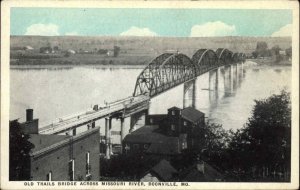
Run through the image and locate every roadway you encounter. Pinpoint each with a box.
[39,95,149,134]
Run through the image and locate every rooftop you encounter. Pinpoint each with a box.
[29,134,69,154]
[124,125,161,144]
[29,127,99,156]
[182,107,205,123]
[124,125,181,155]
[168,106,181,111]
[150,159,178,181]
[146,138,180,155]
[180,161,223,182]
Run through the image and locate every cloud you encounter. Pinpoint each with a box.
[65,31,79,36]
[271,24,292,37]
[190,21,237,37]
[24,23,59,36]
[120,26,158,36]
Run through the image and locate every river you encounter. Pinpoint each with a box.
[10,62,291,143]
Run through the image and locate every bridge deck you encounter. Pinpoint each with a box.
[39,95,149,134]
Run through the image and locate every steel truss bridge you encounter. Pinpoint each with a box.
[133,48,246,97]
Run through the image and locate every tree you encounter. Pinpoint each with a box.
[252,51,258,58]
[285,47,292,59]
[227,90,291,181]
[9,120,34,180]
[256,41,268,52]
[197,122,232,170]
[113,46,121,57]
[171,122,231,172]
[271,45,281,55]
[255,41,269,57]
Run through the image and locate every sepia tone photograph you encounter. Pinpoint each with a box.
[1,0,299,189]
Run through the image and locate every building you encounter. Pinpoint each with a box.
[140,159,178,182]
[123,106,205,156]
[123,125,186,157]
[10,109,100,181]
[179,160,224,182]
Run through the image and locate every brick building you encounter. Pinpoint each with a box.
[123,106,205,156]
[10,109,100,181]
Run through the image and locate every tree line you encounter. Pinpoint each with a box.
[186,90,291,181]
[252,41,292,63]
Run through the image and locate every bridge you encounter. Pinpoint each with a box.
[133,48,245,97]
[38,48,246,158]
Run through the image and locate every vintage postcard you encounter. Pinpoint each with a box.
[1,0,299,189]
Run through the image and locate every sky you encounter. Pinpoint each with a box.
[10,8,293,37]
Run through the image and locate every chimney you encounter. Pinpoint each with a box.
[26,109,33,122]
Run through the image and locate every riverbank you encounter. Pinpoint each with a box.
[247,58,291,66]
[10,64,146,70]
[10,53,154,66]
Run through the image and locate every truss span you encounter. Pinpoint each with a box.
[216,48,233,64]
[133,53,196,97]
[192,49,218,75]
[133,48,245,97]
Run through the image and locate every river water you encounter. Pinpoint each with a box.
[10,62,291,143]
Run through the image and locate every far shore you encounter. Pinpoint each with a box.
[247,58,292,66]
[10,64,146,70]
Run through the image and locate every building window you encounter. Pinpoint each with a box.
[172,111,175,115]
[144,144,149,149]
[46,171,52,181]
[86,152,91,175]
[183,121,187,126]
[150,118,153,124]
[86,152,92,180]
[69,159,75,181]
[171,124,175,131]
[133,144,139,149]
[125,144,130,154]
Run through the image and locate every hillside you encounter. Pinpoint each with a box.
[10,36,292,65]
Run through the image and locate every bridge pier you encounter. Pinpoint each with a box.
[241,62,244,79]
[129,109,148,133]
[238,62,245,83]
[209,69,219,102]
[223,65,233,97]
[120,117,124,154]
[235,63,240,88]
[183,79,196,108]
[230,65,234,93]
[232,64,237,90]
[105,117,112,159]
